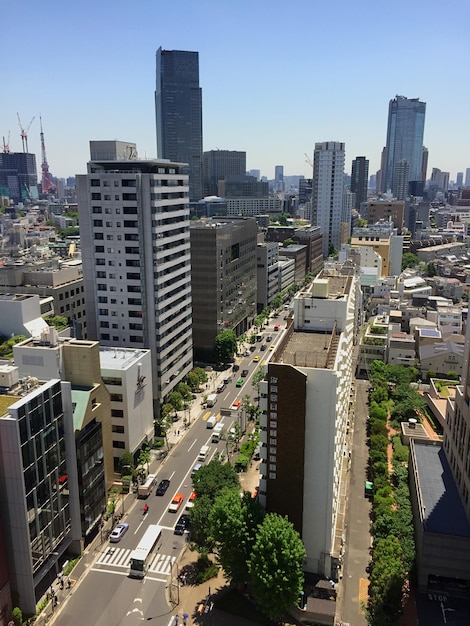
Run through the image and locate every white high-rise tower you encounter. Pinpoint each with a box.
[311,142,345,256]
[77,141,193,413]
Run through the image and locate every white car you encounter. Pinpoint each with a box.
[109,522,129,543]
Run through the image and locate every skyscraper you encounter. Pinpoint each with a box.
[155,47,203,201]
[350,156,369,210]
[465,168,470,188]
[311,142,345,256]
[274,165,284,192]
[456,172,463,188]
[384,95,426,195]
[77,141,193,412]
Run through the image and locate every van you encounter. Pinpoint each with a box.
[211,422,224,443]
[206,393,217,407]
[216,382,225,393]
[206,414,217,429]
[198,445,209,462]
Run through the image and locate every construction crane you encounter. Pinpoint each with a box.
[40,116,54,194]
[17,113,35,153]
[304,152,313,168]
[2,130,10,153]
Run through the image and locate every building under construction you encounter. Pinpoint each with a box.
[0,151,38,203]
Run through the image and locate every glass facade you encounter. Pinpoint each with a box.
[76,419,106,536]
[19,382,70,574]
[384,95,426,193]
[155,48,203,202]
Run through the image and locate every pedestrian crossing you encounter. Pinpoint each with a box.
[94,547,175,576]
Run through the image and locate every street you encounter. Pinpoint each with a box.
[51,318,284,626]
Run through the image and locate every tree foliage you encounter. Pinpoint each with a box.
[367,536,406,625]
[210,490,265,584]
[43,315,69,330]
[167,391,183,411]
[0,334,28,358]
[248,514,306,620]
[215,330,237,363]
[401,252,419,270]
[118,451,134,475]
[192,459,240,503]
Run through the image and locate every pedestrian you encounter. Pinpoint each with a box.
[67,577,71,589]
[60,578,64,590]
[174,616,179,624]
[177,430,180,436]
[50,586,55,597]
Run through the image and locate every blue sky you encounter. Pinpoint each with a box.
[2,0,469,182]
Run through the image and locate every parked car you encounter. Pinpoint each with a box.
[186,491,197,509]
[109,522,129,543]
[174,514,190,535]
[156,479,170,496]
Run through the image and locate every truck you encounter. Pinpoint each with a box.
[198,445,209,462]
[211,422,224,442]
[206,414,217,429]
[137,474,156,498]
[206,393,217,407]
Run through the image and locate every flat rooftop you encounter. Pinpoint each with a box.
[99,347,149,371]
[277,330,336,369]
[413,441,470,536]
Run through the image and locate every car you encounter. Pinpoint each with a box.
[232,364,240,372]
[274,324,280,331]
[260,344,267,351]
[174,513,190,535]
[156,479,170,496]
[109,522,129,543]
[169,493,184,512]
[186,491,197,509]
[241,369,249,377]
[249,345,256,352]
[236,377,244,387]
[266,336,272,341]
[269,344,275,350]
[216,382,225,393]
[231,400,241,411]
[191,463,202,477]
[223,376,232,385]
[253,355,261,362]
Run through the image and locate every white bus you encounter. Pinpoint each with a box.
[129,524,162,578]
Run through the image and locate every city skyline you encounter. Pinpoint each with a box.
[2,0,469,182]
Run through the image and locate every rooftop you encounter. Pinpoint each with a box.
[99,347,149,371]
[412,441,470,536]
[276,330,336,369]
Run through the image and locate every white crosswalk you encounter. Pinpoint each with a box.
[94,548,175,576]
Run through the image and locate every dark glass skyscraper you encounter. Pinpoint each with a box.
[350,156,369,209]
[155,47,203,201]
[384,95,426,195]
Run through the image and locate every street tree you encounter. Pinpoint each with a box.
[192,459,240,503]
[210,489,265,584]
[251,369,265,398]
[185,371,200,392]
[248,514,306,621]
[138,448,151,475]
[118,451,134,476]
[176,382,192,402]
[189,494,214,549]
[193,367,208,386]
[167,391,183,412]
[215,329,237,363]
[367,535,406,626]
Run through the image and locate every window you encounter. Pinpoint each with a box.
[112,409,124,418]
[113,440,125,449]
[91,193,101,200]
[96,258,105,265]
[94,233,104,240]
[112,425,125,434]
[96,271,106,278]
[110,393,123,402]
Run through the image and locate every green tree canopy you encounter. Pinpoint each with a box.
[401,252,419,270]
[248,514,306,620]
[210,489,265,584]
[167,391,183,411]
[118,451,134,476]
[192,459,240,503]
[43,315,69,330]
[215,329,237,363]
[185,371,200,392]
[189,494,214,549]
[176,382,192,402]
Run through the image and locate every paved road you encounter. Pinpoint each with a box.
[49,319,284,626]
[339,378,371,626]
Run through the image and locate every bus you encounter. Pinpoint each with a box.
[129,524,162,578]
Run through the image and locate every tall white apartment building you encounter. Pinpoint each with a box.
[77,141,193,412]
[258,263,359,579]
[312,142,346,257]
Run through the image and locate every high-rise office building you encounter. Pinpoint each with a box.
[456,172,464,188]
[274,165,284,192]
[465,168,470,188]
[203,150,246,197]
[311,142,345,256]
[155,47,203,202]
[384,95,426,195]
[0,152,38,203]
[350,156,369,209]
[190,217,257,362]
[77,141,193,411]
